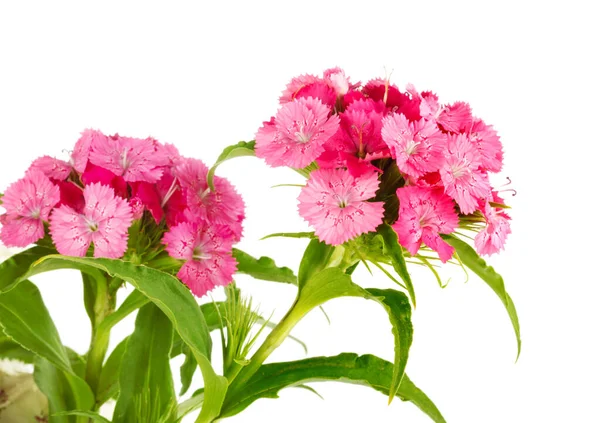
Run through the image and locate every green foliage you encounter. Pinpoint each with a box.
[207,140,256,190]
[297,239,336,288]
[232,249,297,285]
[220,353,445,423]
[442,235,521,357]
[97,337,128,405]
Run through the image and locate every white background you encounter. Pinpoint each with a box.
[1,1,599,422]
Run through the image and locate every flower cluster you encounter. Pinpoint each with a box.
[0,130,245,297]
[256,68,511,259]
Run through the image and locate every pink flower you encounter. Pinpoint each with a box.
[393,186,458,262]
[89,134,168,183]
[469,119,503,172]
[440,134,491,214]
[406,84,441,120]
[382,113,447,177]
[174,158,245,240]
[162,221,237,297]
[130,182,164,223]
[298,168,384,245]
[0,171,60,247]
[28,156,71,181]
[72,129,106,173]
[323,67,355,97]
[255,97,340,169]
[363,79,421,120]
[81,163,128,199]
[50,183,133,258]
[437,102,473,134]
[474,198,511,256]
[280,74,321,104]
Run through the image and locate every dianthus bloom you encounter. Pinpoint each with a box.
[50,183,133,258]
[382,113,447,177]
[88,134,169,183]
[174,158,245,241]
[0,171,60,247]
[474,198,511,256]
[255,97,340,169]
[440,133,491,214]
[393,186,458,263]
[298,168,384,245]
[162,221,237,297]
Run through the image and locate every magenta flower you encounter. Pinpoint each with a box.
[393,186,458,262]
[382,113,447,177]
[440,134,491,214]
[362,79,421,120]
[162,221,237,297]
[174,158,245,240]
[28,156,71,181]
[255,97,340,169]
[0,171,60,247]
[50,183,133,258]
[89,134,168,183]
[475,199,511,256]
[298,168,384,245]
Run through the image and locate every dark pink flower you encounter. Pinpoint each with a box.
[437,102,473,134]
[393,186,458,262]
[469,119,503,172]
[255,97,340,169]
[363,79,421,120]
[298,168,384,245]
[475,197,511,255]
[162,221,237,297]
[50,183,133,258]
[0,171,60,247]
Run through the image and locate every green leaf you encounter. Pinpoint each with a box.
[0,280,71,374]
[34,357,95,423]
[365,288,413,403]
[297,239,336,289]
[442,235,521,358]
[113,303,176,423]
[97,337,129,405]
[260,232,315,240]
[53,411,111,423]
[377,223,417,307]
[220,353,446,423]
[233,249,297,285]
[18,255,228,423]
[0,246,52,291]
[96,289,149,335]
[207,140,256,190]
[0,329,34,363]
[179,344,196,396]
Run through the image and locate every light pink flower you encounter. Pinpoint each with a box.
[298,168,384,245]
[162,221,237,297]
[50,183,133,258]
[440,134,491,214]
[280,74,321,104]
[382,113,447,177]
[393,186,458,262]
[469,119,503,172]
[0,171,60,247]
[174,158,245,240]
[475,198,511,255]
[28,156,71,181]
[89,134,168,183]
[406,84,441,120]
[437,102,473,134]
[255,97,340,169]
[72,129,106,173]
[323,67,355,97]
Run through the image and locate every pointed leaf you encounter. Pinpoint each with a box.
[442,234,521,357]
[97,336,129,405]
[207,140,256,190]
[233,249,297,285]
[377,223,417,307]
[220,353,445,423]
[260,232,315,240]
[0,246,52,291]
[113,303,176,423]
[297,239,336,289]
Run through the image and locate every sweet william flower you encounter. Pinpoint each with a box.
[255,97,340,169]
[382,113,447,178]
[28,156,71,181]
[475,196,511,256]
[50,182,133,258]
[298,168,384,245]
[393,186,459,262]
[0,171,60,247]
[71,128,105,173]
[162,221,237,297]
[470,119,503,172]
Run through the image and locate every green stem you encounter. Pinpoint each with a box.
[84,274,116,403]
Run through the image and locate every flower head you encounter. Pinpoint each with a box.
[28,156,71,181]
[393,186,458,262]
[0,171,60,247]
[298,168,384,245]
[50,183,133,258]
[474,199,511,256]
[89,134,169,183]
[71,129,105,173]
[440,134,491,214]
[469,119,503,172]
[382,114,447,177]
[255,97,340,169]
[163,221,237,297]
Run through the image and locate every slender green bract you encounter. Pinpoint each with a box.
[442,235,521,358]
[207,140,256,191]
[232,249,297,285]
